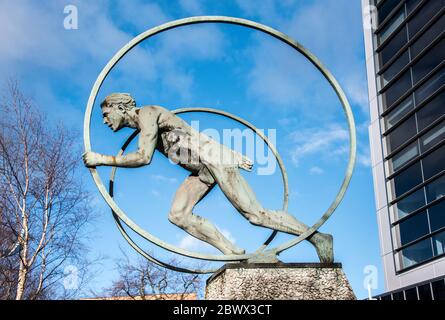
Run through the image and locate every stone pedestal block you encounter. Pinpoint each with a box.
[205,263,356,300]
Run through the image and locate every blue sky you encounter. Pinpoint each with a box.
[0,0,384,299]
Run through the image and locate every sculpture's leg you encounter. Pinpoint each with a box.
[208,165,333,263]
[168,175,245,255]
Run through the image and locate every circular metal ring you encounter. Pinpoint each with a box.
[84,16,356,263]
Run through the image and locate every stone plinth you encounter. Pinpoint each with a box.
[205,263,356,300]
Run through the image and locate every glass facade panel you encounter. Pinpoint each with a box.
[412,39,445,85]
[408,0,444,39]
[418,283,433,299]
[371,0,445,274]
[417,91,445,131]
[401,238,433,268]
[415,67,445,105]
[391,142,419,172]
[379,8,406,44]
[404,287,418,300]
[399,210,430,246]
[411,15,445,59]
[385,95,414,128]
[432,279,445,299]
[420,120,445,153]
[392,291,404,300]
[383,70,412,107]
[381,50,409,86]
[380,27,408,67]
[378,0,401,25]
[429,200,445,232]
[388,114,416,152]
[422,144,445,180]
[406,0,422,14]
[393,161,423,197]
[394,188,425,219]
[426,175,445,203]
[433,231,445,256]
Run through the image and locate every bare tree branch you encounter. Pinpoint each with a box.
[0,81,97,300]
[102,249,205,300]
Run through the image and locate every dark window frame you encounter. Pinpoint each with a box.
[389,170,445,206]
[392,196,444,228]
[383,88,444,138]
[375,0,431,51]
[384,106,445,160]
[387,138,445,180]
[377,5,445,74]
[379,33,444,94]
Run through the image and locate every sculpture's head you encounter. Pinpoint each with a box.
[100,93,136,132]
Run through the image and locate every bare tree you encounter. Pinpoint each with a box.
[103,250,204,300]
[0,82,95,300]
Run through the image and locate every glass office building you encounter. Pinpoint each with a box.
[362,0,445,299]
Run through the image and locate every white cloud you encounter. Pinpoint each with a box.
[179,0,204,15]
[0,1,157,86]
[0,1,72,70]
[289,123,371,168]
[235,0,297,25]
[357,148,372,168]
[151,189,161,197]
[309,166,324,175]
[178,235,218,253]
[285,1,369,116]
[156,24,226,61]
[151,174,178,184]
[0,1,227,109]
[289,124,349,166]
[344,75,370,115]
[238,0,368,116]
[244,36,319,107]
[115,0,171,30]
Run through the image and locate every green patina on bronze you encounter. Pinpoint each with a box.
[83,16,356,273]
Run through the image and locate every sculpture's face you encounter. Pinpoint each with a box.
[102,104,125,132]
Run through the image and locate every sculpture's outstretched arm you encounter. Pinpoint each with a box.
[83,110,159,168]
[83,128,157,168]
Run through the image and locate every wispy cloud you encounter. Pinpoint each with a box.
[344,75,370,115]
[151,174,178,184]
[114,0,171,30]
[179,0,204,15]
[357,148,372,168]
[237,0,368,115]
[309,166,324,175]
[151,189,161,197]
[289,122,372,168]
[0,1,228,115]
[289,124,349,166]
[244,36,318,107]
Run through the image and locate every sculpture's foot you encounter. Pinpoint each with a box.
[312,233,334,263]
[220,243,245,256]
[247,250,280,263]
[229,246,246,255]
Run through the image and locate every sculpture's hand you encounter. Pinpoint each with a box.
[239,156,253,172]
[82,151,104,168]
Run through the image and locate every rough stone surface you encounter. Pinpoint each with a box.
[205,263,356,300]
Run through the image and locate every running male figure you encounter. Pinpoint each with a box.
[83,93,334,262]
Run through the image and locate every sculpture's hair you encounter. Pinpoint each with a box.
[101,93,136,111]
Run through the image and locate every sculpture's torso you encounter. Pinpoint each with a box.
[142,106,243,184]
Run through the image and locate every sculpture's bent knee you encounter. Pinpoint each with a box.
[168,208,190,228]
[242,210,263,226]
